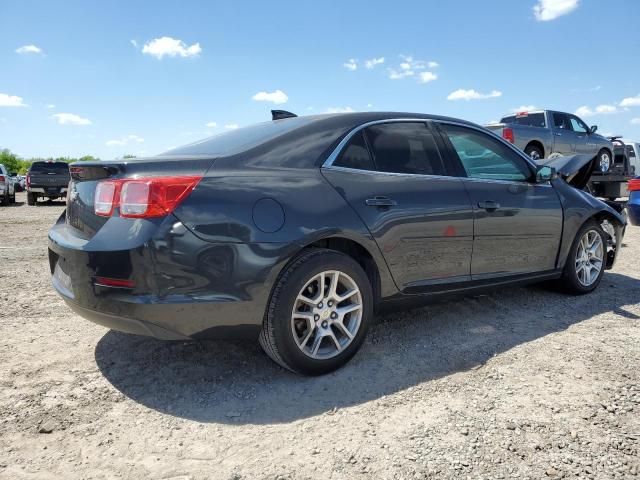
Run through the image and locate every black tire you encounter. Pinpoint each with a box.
[259,248,373,375]
[524,144,543,160]
[10,191,15,203]
[27,192,36,206]
[558,220,607,295]
[0,193,7,206]
[596,148,611,173]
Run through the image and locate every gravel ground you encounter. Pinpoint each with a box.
[0,191,639,480]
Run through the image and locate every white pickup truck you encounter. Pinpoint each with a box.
[486,109,614,173]
[0,163,16,206]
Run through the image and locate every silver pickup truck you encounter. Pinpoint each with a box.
[486,110,613,172]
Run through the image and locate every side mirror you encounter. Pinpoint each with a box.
[590,125,598,134]
[536,165,557,183]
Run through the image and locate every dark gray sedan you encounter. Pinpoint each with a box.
[49,112,626,375]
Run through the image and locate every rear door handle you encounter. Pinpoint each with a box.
[478,200,500,211]
[554,132,563,136]
[365,196,397,207]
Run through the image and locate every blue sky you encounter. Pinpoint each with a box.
[1,0,639,159]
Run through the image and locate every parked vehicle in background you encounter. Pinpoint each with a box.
[49,111,626,375]
[486,110,613,171]
[622,139,639,175]
[0,163,16,206]
[26,161,71,205]
[628,177,640,226]
[588,137,634,200]
[9,173,24,192]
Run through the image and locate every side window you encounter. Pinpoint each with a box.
[440,124,531,182]
[569,116,588,134]
[364,122,446,176]
[553,113,570,130]
[333,130,375,171]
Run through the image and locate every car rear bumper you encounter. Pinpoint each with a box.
[629,191,640,226]
[48,214,295,340]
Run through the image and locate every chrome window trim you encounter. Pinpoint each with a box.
[321,116,550,186]
[322,164,463,182]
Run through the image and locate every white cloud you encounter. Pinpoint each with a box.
[252,89,288,104]
[343,59,357,71]
[631,118,640,125]
[419,72,438,83]
[388,55,438,83]
[365,57,385,69]
[15,44,42,55]
[141,36,202,59]
[205,121,217,128]
[106,134,144,147]
[620,94,640,108]
[0,93,27,107]
[130,39,138,48]
[366,103,373,108]
[52,113,92,125]
[510,105,538,112]
[533,0,580,21]
[574,104,619,117]
[325,107,355,114]
[46,104,55,109]
[447,89,502,101]
[224,124,239,130]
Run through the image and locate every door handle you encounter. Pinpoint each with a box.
[554,132,563,136]
[365,196,397,207]
[478,200,500,211]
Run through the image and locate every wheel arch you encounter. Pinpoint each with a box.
[525,140,545,158]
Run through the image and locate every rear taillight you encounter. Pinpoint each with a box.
[0,175,5,183]
[628,179,640,192]
[94,176,201,218]
[502,127,515,144]
[26,174,31,188]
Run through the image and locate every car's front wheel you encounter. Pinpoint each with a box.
[560,221,607,294]
[259,248,373,375]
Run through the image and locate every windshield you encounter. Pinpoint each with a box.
[163,117,316,156]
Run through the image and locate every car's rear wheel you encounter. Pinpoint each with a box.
[560,221,606,294]
[524,144,543,160]
[27,193,36,206]
[259,248,373,375]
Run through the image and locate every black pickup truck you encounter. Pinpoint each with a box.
[26,161,70,205]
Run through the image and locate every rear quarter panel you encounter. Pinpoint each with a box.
[172,167,399,297]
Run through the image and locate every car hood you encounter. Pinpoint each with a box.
[536,154,596,190]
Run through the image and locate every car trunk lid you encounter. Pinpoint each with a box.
[65,156,215,239]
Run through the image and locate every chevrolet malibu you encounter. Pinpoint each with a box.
[49,112,626,375]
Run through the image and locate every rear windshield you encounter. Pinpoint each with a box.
[500,113,546,128]
[29,162,70,173]
[163,117,316,156]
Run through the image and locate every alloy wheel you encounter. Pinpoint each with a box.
[575,229,604,287]
[291,270,362,360]
[599,152,611,172]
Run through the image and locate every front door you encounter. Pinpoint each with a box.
[568,114,591,154]
[436,122,563,279]
[322,121,474,292]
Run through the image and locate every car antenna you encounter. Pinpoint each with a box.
[271,110,297,121]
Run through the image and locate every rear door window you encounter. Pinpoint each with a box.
[334,131,375,171]
[364,122,446,176]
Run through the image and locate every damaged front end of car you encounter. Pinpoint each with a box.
[538,154,627,269]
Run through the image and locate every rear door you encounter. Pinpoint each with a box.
[322,121,474,293]
[550,112,576,154]
[435,122,563,279]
